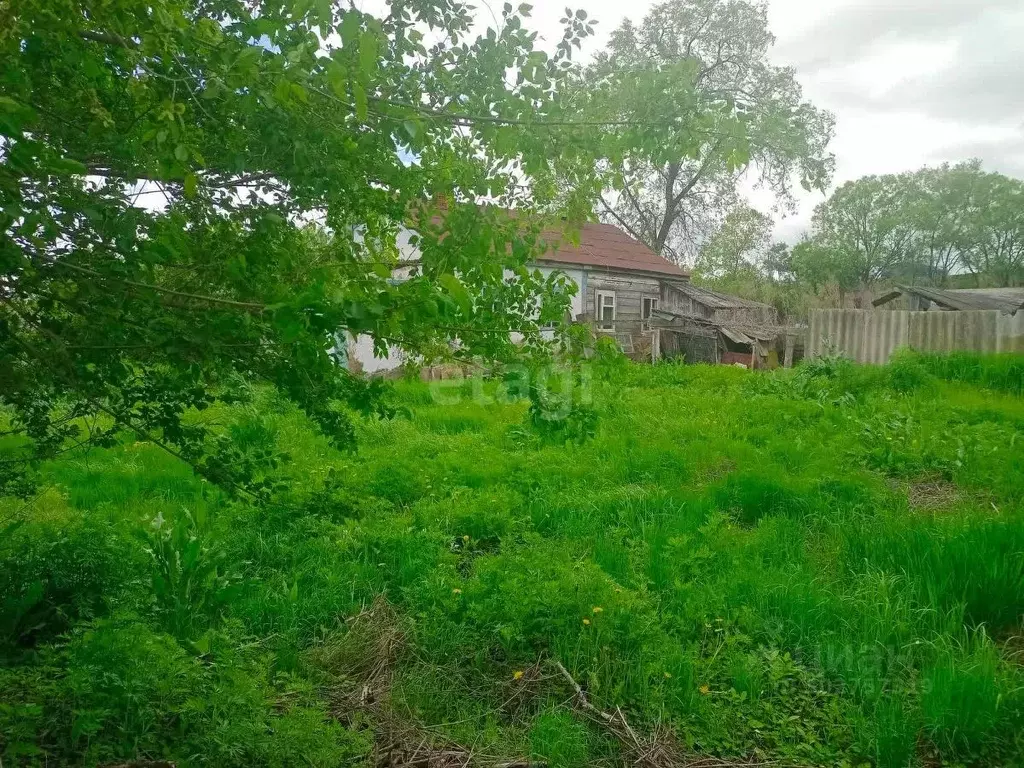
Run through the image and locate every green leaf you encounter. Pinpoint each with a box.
[518,2,532,14]
[46,156,88,175]
[340,10,360,47]
[184,172,198,199]
[327,60,348,98]
[358,31,378,78]
[353,83,368,120]
[174,144,189,163]
[439,273,472,316]
[402,119,418,141]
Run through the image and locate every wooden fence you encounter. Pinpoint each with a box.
[807,309,1024,364]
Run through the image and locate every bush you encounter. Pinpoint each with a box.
[887,349,935,393]
[3,618,369,767]
[0,504,144,652]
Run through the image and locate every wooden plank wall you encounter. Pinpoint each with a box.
[586,272,661,337]
[807,309,1024,363]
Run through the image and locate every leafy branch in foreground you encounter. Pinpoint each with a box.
[0,0,611,493]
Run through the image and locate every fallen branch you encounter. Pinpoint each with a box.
[550,660,773,768]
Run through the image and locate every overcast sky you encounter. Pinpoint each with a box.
[482,0,1024,244]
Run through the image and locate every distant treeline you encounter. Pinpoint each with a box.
[692,161,1023,319]
[792,160,1024,294]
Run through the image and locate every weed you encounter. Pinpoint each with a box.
[4,353,1024,766]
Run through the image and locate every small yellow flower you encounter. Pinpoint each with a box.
[699,684,710,695]
[462,534,470,542]
[582,618,591,626]
[452,588,462,595]
[592,606,604,614]
[663,671,672,679]
[513,670,524,681]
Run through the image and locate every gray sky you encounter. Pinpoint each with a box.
[508,0,1024,244]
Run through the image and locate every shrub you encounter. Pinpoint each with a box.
[27,618,369,766]
[0,506,144,652]
[887,349,935,393]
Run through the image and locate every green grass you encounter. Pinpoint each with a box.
[911,350,1024,396]
[2,354,1024,766]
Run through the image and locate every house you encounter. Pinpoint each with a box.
[534,221,690,356]
[341,218,692,373]
[873,285,1024,314]
[340,213,792,372]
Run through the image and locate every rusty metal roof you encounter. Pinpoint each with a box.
[537,222,690,279]
[882,285,1024,313]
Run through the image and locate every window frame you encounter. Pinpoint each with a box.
[641,296,659,329]
[595,290,616,332]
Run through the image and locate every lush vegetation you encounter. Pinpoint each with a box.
[689,161,1024,320]
[3,350,1023,767]
[791,162,1024,296]
[0,0,838,500]
[585,0,835,263]
[2,1,1022,766]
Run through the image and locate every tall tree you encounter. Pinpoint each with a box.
[960,171,1024,287]
[905,161,981,286]
[803,173,917,299]
[693,202,772,280]
[0,0,605,496]
[790,238,861,304]
[581,0,835,262]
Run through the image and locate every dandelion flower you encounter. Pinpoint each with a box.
[582,618,591,626]
[513,670,524,681]
[452,588,462,595]
[663,672,672,679]
[699,685,710,695]
[592,606,603,614]
[462,534,470,542]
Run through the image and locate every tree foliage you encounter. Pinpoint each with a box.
[694,202,773,280]
[0,0,610,496]
[580,0,835,261]
[795,161,1024,298]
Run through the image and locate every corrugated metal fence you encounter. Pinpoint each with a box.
[807,309,1024,364]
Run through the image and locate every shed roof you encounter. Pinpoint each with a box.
[537,222,689,279]
[667,282,773,310]
[875,285,1024,313]
[649,308,784,342]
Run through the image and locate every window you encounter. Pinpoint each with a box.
[642,296,659,330]
[643,294,659,319]
[595,290,616,331]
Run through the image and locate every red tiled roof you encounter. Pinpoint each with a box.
[537,222,689,279]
